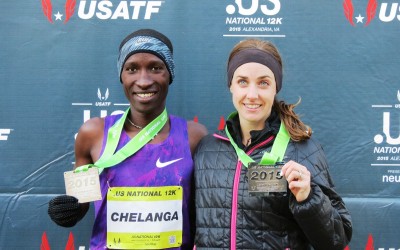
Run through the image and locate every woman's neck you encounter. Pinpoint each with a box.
[239,120,265,146]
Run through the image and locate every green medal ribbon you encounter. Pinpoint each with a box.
[224,111,290,168]
[74,108,168,174]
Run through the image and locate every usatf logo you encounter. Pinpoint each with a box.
[72,88,126,125]
[343,0,400,26]
[72,88,126,142]
[0,129,13,141]
[41,0,164,24]
[41,0,76,24]
[224,0,284,37]
[96,88,110,106]
[41,231,86,250]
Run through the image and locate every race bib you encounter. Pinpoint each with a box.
[106,186,183,249]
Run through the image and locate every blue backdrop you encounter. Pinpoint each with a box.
[1,0,400,249]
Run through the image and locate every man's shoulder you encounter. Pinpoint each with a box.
[77,116,105,138]
[80,116,104,130]
[187,120,208,139]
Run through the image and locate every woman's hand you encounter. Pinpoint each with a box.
[281,160,311,202]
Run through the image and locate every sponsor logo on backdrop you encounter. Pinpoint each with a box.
[71,88,126,164]
[362,233,400,250]
[96,88,110,105]
[41,231,86,250]
[371,90,400,182]
[41,0,164,24]
[72,87,127,134]
[343,0,400,26]
[0,129,13,141]
[40,231,399,250]
[41,0,76,24]
[224,0,285,38]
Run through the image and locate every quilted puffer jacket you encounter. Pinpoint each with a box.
[194,115,352,250]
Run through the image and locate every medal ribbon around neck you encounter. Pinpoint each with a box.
[74,107,168,174]
[224,111,290,167]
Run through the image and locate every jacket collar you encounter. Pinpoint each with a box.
[225,108,281,150]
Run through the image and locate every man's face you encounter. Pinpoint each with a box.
[120,53,170,117]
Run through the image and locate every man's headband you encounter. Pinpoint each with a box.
[227,48,282,92]
[117,35,175,84]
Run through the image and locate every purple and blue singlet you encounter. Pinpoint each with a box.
[90,114,194,250]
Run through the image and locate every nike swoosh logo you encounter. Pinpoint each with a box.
[156,157,183,168]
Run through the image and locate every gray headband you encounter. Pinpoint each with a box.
[117,36,175,83]
[227,48,282,92]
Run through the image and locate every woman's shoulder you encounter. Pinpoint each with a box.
[196,130,229,150]
[293,136,324,153]
[287,137,327,167]
[288,137,332,181]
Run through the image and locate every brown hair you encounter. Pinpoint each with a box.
[228,39,312,141]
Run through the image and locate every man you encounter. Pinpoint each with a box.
[48,29,207,250]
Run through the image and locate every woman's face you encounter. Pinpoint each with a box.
[230,62,277,129]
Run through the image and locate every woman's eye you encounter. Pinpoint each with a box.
[238,80,247,85]
[260,80,269,86]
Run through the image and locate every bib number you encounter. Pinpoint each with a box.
[106,186,183,249]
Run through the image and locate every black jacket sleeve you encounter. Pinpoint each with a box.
[289,139,352,250]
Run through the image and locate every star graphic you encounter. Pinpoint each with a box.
[54,11,63,21]
[355,14,364,23]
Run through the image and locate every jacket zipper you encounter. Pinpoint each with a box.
[229,135,275,250]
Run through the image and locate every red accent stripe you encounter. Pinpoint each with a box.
[230,135,275,249]
[40,231,50,250]
[365,233,374,250]
[65,232,75,250]
[218,116,226,130]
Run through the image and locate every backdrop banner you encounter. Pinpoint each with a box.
[1,0,400,249]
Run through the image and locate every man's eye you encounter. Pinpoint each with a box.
[151,66,163,72]
[126,67,137,72]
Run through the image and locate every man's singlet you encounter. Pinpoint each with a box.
[90,114,194,250]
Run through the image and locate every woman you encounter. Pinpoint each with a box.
[194,39,352,250]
